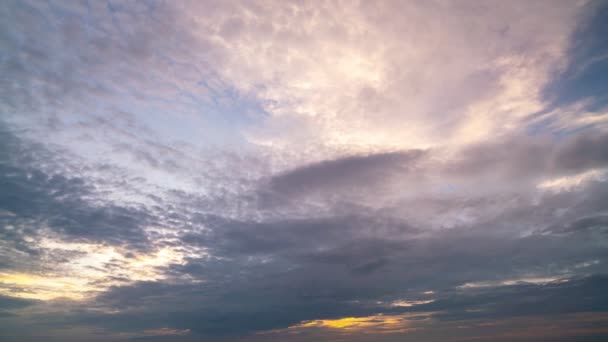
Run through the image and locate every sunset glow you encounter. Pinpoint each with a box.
[2,0,608,341]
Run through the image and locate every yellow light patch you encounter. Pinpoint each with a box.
[0,237,194,301]
[296,314,401,330]
[538,169,606,191]
[391,299,435,307]
[257,312,435,337]
[0,272,89,300]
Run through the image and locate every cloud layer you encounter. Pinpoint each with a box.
[2,0,608,341]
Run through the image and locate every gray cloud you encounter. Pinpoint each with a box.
[553,131,608,173]
[79,205,606,336]
[3,118,608,340]
[182,214,417,257]
[0,295,37,310]
[449,131,608,181]
[428,275,608,320]
[261,150,426,201]
[0,0,186,113]
[0,125,152,261]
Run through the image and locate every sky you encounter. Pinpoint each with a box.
[1,0,608,341]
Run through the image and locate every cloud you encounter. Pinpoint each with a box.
[553,131,608,173]
[75,205,606,336]
[428,275,608,321]
[260,149,426,203]
[1,0,587,156]
[3,118,608,339]
[0,126,151,253]
[0,295,37,310]
[2,0,608,341]
[542,0,608,112]
[186,0,584,150]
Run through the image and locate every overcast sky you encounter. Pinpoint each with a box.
[2,0,608,341]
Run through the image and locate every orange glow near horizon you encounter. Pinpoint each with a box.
[283,313,432,335]
[0,238,194,301]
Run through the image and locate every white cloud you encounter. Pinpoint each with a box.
[172,0,586,153]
